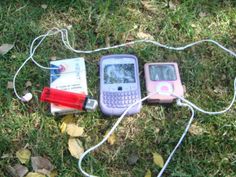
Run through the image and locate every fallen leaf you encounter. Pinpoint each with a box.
[6,166,18,177]
[66,124,84,137]
[25,172,46,177]
[137,32,154,40]
[127,153,139,165]
[25,81,32,87]
[189,122,204,135]
[68,138,84,159]
[16,148,31,164]
[60,123,67,133]
[153,152,164,168]
[0,44,14,55]
[60,114,76,133]
[31,156,54,175]
[13,164,29,177]
[41,4,47,9]
[144,169,152,177]
[7,81,14,89]
[105,130,116,145]
[6,164,28,177]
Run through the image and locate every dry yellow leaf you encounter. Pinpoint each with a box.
[108,134,116,145]
[66,124,84,137]
[60,123,67,133]
[153,152,164,168]
[68,138,84,159]
[189,122,204,135]
[25,172,46,177]
[105,130,116,145]
[60,114,76,133]
[16,148,31,164]
[137,32,154,40]
[144,169,152,177]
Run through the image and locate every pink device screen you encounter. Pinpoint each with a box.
[144,63,184,103]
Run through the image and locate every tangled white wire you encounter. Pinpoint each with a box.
[13,28,236,176]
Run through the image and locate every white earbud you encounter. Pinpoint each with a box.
[21,93,33,102]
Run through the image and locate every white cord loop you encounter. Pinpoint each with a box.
[13,28,236,176]
[157,100,195,177]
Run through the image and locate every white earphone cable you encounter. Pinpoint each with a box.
[13,28,236,176]
[157,100,195,177]
[171,77,236,115]
[78,92,157,177]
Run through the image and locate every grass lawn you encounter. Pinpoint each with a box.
[1,0,236,176]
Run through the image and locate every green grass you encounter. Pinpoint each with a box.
[1,0,236,176]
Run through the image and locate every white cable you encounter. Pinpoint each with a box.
[78,92,157,177]
[13,28,236,101]
[13,29,59,100]
[157,100,195,177]
[171,78,236,115]
[12,28,236,175]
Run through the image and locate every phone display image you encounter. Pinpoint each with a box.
[100,54,142,116]
[104,64,135,84]
[144,62,184,103]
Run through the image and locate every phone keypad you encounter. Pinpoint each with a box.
[103,91,139,108]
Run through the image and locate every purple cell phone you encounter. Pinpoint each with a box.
[99,54,142,116]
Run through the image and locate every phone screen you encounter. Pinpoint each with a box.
[149,64,177,81]
[104,64,136,84]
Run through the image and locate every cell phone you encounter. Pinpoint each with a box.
[99,54,142,116]
[144,62,184,103]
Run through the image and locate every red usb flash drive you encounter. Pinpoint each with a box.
[40,87,97,111]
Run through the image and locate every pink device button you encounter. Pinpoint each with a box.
[161,85,169,92]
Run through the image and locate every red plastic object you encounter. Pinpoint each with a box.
[40,87,87,110]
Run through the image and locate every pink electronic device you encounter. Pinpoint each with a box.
[144,62,184,103]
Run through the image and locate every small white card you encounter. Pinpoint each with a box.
[50,58,88,115]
